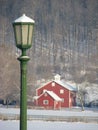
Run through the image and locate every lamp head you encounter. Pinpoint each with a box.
[13,14,35,50]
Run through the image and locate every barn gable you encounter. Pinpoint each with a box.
[35,90,62,101]
[44,90,62,101]
[36,80,77,94]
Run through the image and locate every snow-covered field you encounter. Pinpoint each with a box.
[0,107,98,118]
[0,120,98,130]
[0,107,98,130]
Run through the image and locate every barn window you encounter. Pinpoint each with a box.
[60,89,64,94]
[52,82,55,87]
[43,100,49,105]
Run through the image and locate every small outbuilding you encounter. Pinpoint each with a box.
[34,90,62,109]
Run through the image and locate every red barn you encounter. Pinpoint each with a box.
[34,75,77,109]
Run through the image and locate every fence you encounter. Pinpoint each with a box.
[0,113,98,123]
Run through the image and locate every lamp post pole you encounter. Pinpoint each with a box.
[18,50,30,130]
[12,14,35,130]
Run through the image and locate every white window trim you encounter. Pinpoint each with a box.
[60,89,64,94]
[52,82,55,87]
[43,100,49,105]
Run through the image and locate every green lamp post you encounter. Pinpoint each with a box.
[13,14,35,130]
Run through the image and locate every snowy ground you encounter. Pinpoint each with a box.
[0,107,98,117]
[0,107,98,130]
[0,120,98,130]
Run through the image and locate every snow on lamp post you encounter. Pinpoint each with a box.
[12,14,35,130]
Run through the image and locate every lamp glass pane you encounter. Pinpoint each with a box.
[22,25,28,45]
[28,25,33,45]
[15,25,21,45]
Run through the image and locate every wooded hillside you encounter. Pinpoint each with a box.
[0,0,98,104]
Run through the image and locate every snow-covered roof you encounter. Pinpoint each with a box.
[36,79,77,92]
[14,14,35,23]
[54,80,77,91]
[46,91,62,101]
[34,90,62,101]
[33,96,39,100]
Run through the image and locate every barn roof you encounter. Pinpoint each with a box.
[54,80,77,91]
[36,79,77,92]
[34,90,62,101]
[46,90,62,101]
